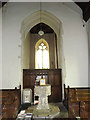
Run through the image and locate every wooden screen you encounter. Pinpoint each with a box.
[23,69,62,102]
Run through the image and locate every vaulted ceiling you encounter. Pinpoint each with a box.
[0,1,90,22]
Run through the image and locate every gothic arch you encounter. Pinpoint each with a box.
[35,38,49,49]
[20,10,63,69]
[35,38,49,69]
[20,10,66,99]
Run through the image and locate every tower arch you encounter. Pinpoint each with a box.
[20,10,66,100]
[21,10,63,69]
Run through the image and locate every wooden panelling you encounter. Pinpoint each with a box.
[23,75,30,88]
[23,69,62,102]
[49,86,61,102]
[48,70,55,86]
[54,70,61,86]
[30,75,35,87]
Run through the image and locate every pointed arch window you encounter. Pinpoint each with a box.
[35,39,49,69]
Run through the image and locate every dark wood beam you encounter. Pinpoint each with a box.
[0,2,7,8]
[75,2,90,22]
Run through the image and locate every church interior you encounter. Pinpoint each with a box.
[0,1,90,120]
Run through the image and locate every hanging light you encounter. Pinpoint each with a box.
[38,30,44,36]
[38,2,44,36]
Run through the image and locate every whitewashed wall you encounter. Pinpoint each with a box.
[0,8,2,89]
[87,19,90,87]
[22,32,30,69]
[2,2,88,89]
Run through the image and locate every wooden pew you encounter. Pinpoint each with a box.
[80,101,90,118]
[63,85,90,118]
[0,87,21,119]
[69,87,90,118]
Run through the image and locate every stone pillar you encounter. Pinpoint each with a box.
[34,84,51,110]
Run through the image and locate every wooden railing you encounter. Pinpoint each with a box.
[63,84,90,118]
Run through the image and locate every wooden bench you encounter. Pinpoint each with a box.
[0,87,21,119]
[69,88,90,118]
[80,101,90,118]
[63,85,90,118]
